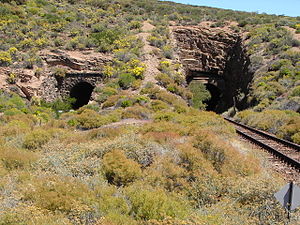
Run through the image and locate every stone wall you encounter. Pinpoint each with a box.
[172,25,253,112]
[40,73,103,102]
[0,49,111,102]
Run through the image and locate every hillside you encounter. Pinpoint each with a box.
[0,0,300,224]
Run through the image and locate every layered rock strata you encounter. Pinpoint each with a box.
[172,25,252,112]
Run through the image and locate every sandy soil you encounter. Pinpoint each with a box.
[101,118,151,128]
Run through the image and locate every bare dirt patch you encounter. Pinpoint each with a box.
[102,119,151,128]
[136,21,161,87]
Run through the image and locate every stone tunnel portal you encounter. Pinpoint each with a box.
[173,26,253,114]
[70,82,95,109]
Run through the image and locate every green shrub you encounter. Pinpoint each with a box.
[162,45,174,59]
[3,108,24,116]
[129,21,142,30]
[127,187,189,220]
[141,83,161,99]
[235,110,300,143]
[188,81,211,109]
[91,27,124,52]
[23,129,51,150]
[102,149,142,186]
[193,129,259,176]
[95,86,118,104]
[147,35,166,48]
[291,86,300,97]
[120,99,133,108]
[292,132,300,144]
[41,98,75,117]
[0,119,31,137]
[135,95,150,105]
[154,111,176,122]
[75,109,115,129]
[118,73,136,89]
[6,73,17,84]
[0,92,27,112]
[150,100,168,112]
[155,73,173,87]
[102,95,123,108]
[53,67,67,78]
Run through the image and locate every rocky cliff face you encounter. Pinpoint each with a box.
[172,24,253,112]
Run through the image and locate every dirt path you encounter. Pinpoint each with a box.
[101,119,151,128]
[136,21,160,88]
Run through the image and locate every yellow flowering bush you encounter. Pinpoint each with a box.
[127,58,146,79]
[103,65,115,78]
[0,51,12,65]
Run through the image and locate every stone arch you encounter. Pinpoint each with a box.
[173,26,253,113]
[40,73,104,104]
[58,73,102,96]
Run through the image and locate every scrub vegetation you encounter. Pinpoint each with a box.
[0,91,290,224]
[0,0,300,224]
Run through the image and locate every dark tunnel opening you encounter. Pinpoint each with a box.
[70,82,94,109]
[204,83,222,112]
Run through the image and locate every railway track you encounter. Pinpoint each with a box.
[224,117,300,171]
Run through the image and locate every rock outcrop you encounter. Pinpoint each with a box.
[0,50,112,102]
[40,49,111,73]
[173,25,238,75]
[172,24,253,112]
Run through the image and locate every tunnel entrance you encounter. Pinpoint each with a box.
[204,84,222,112]
[70,82,94,109]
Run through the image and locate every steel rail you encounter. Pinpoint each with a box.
[224,117,300,170]
[224,117,300,152]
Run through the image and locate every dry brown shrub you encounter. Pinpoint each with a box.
[121,105,151,120]
[102,149,142,186]
[144,156,188,192]
[22,175,93,213]
[193,129,261,176]
[88,127,125,140]
[0,147,37,170]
